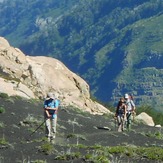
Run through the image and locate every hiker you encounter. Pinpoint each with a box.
[44,92,59,141]
[115,97,126,132]
[124,93,135,130]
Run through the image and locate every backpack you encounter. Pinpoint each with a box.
[126,99,135,112]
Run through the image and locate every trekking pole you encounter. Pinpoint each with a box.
[26,120,45,141]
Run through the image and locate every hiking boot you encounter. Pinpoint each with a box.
[51,139,55,144]
[51,135,56,140]
[126,124,131,131]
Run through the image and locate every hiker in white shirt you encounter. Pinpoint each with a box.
[124,93,135,130]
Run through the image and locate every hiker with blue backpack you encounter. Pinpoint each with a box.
[44,92,59,141]
[124,93,136,130]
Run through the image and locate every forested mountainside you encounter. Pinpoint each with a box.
[1,0,163,110]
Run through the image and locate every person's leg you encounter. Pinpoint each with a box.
[45,118,51,140]
[121,116,125,131]
[51,115,57,139]
[117,116,122,132]
[126,113,131,131]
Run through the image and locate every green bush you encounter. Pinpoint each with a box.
[55,152,81,161]
[0,137,9,145]
[40,143,54,155]
[0,93,9,99]
[145,130,163,140]
[0,107,5,114]
[0,122,5,128]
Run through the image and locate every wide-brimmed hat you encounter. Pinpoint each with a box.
[46,92,55,100]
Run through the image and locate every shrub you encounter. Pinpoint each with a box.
[0,137,9,145]
[23,114,42,125]
[0,122,5,128]
[55,152,81,161]
[145,130,163,140]
[0,93,9,99]
[0,107,5,114]
[39,143,54,155]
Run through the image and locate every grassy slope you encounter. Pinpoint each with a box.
[0,96,163,163]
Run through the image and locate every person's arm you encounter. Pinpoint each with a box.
[131,101,136,121]
[46,107,57,111]
[131,100,136,112]
[44,106,51,118]
[115,109,118,117]
[45,109,51,118]
[54,100,59,114]
[46,100,59,111]
[44,101,51,118]
[115,101,120,117]
[123,104,127,120]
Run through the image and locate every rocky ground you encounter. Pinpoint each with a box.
[0,95,163,163]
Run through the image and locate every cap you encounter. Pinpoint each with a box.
[46,92,55,100]
[124,93,129,99]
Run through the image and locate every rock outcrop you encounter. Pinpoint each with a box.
[135,112,155,126]
[0,37,110,115]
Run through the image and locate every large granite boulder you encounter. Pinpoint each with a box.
[0,37,110,115]
[136,112,155,126]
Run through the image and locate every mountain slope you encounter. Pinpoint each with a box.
[1,0,163,110]
[0,95,163,163]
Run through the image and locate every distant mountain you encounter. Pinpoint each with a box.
[1,0,163,110]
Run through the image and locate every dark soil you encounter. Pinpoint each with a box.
[0,96,163,163]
